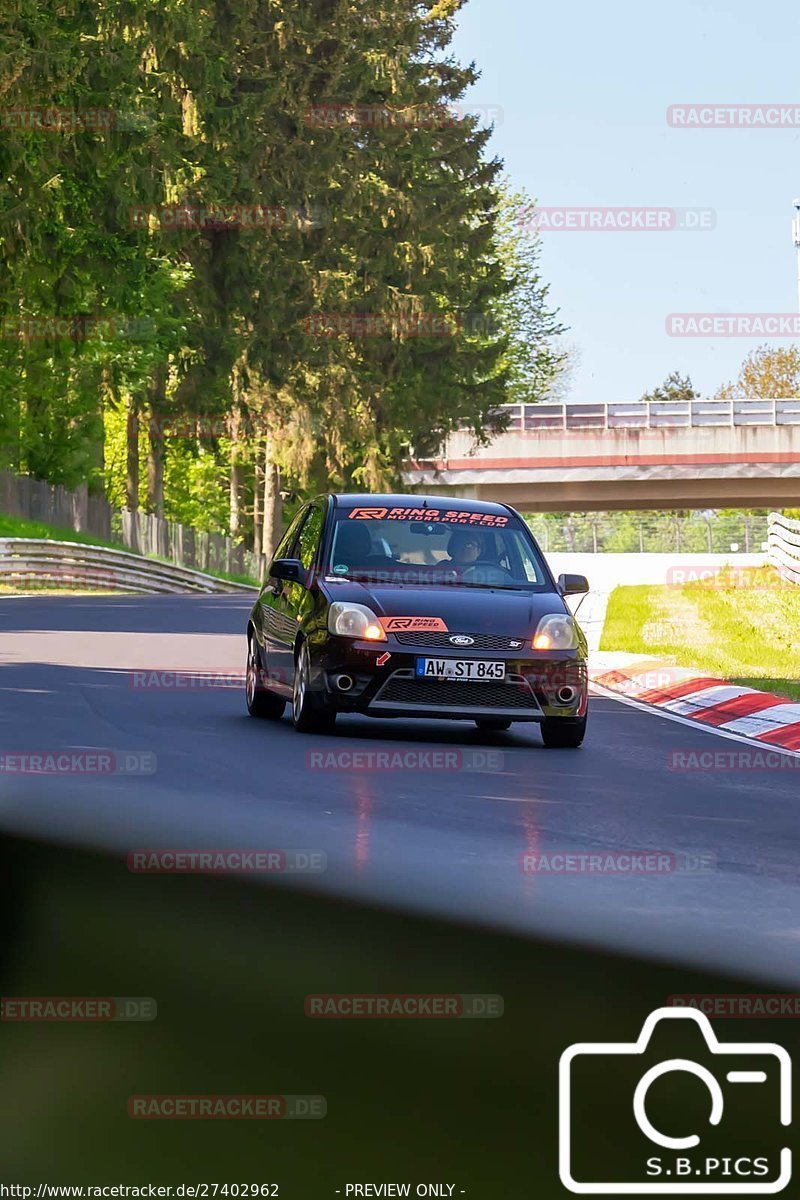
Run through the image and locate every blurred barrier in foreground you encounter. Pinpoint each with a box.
[0,538,257,594]
[768,511,800,584]
[0,835,796,1191]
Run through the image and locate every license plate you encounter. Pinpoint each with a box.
[415,658,505,681]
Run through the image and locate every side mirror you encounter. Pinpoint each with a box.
[271,558,305,583]
[557,573,590,596]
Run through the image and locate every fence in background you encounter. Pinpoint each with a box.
[0,470,266,582]
[767,512,800,585]
[0,539,256,594]
[0,469,112,541]
[527,511,770,555]
[120,511,266,582]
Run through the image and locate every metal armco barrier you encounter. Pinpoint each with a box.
[0,539,258,594]
[767,512,800,584]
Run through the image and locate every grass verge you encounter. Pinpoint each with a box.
[600,565,800,701]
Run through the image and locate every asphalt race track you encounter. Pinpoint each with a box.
[1,593,799,987]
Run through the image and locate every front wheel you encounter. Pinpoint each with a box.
[540,713,587,749]
[474,718,512,732]
[246,636,286,720]
[292,642,336,734]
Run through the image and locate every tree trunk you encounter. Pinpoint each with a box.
[229,405,241,538]
[146,365,167,517]
[262,437,282,559]
[23,347,50,479]
[253,442,263,558]
[126,395,139,511]
[91,365,110,497]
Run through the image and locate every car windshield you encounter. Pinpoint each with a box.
[326,506,551,590]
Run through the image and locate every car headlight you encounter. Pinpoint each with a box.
[533,613,578,651]
[328,602,386,641]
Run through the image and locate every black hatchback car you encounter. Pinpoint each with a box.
[246,494,590,746]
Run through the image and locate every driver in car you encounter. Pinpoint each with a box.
[443,528,513,585]
[446,529,485,567]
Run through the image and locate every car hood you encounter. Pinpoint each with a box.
[319,579,569,635]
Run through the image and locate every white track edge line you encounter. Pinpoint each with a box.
[589,681,800,760]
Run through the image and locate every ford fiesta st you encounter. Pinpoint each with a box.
[245,495,590,747]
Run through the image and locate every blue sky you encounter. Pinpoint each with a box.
[452,0,800,402]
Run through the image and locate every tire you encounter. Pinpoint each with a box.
[474,718,513,732]
[246,634,286,720]
[292,641,337,734]
[540,713,587,749]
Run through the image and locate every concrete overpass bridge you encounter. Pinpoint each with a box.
[404,398,800,512]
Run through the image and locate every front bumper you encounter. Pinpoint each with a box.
[311,636,588,722]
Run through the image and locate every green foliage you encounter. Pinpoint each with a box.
[0,0,565,546]
[492,184,565,407]
[640,371,698,404]
[163,440,231,534]
[716,345,800,399]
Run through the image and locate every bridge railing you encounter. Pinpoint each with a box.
[768,513,800,585]
[503,398,800,432]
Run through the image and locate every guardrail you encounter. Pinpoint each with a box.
[504,398,800,432]
[0,471,270,576]
[0,539,258,595]
[767,513,800,585]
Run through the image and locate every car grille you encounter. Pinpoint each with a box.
[393,632,526,650]
[373,673,539,711]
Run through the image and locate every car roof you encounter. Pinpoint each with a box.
[330,493,513,517]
